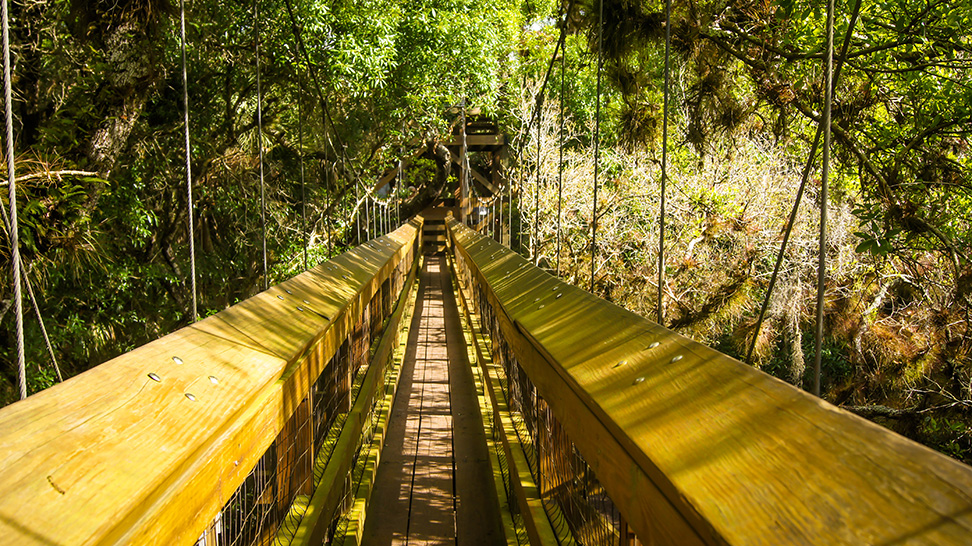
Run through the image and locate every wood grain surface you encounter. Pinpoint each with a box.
[0,220,422,546]
[448,219,972,546]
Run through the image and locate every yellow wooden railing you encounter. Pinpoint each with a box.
[0,218,423,546]
[447,218,972,545]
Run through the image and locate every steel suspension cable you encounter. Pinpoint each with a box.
[298,83,307,270]
[254,0,268,290]
[178,0,197,322]
[461,101,470,226]
[396,147,402,228]
[590,0,603,292]
[745,0,862,366]
[328,166,333,258]
[512,135,526,252]
[0,140,60,383]
[497,160,503,243]
[658,0,672,324]
[510,0,574,254]
[524,0,575,137]
[21,266,60,381]
[556,42,565,276]
[534,100,541,265]
[395,142,405,226]
[2,0,24,399]
[814,0,836,397]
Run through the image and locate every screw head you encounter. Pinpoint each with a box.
[148,373,161,382]
[172,356,184,365]
[185,393,197,401]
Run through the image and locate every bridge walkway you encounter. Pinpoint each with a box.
[361,254,505,546]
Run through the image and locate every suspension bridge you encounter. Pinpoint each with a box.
[1,203,971,546]
[2,0,972,542]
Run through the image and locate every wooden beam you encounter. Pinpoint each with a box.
[445,134,505,149]
[450,253,574,546]
[0,220,424,546]
[450,154,499,195]
[447,219,972,546]
[290,234,423,546]
[373,145,427,193]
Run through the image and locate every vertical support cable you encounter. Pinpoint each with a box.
[356,183,361,243]
[492,197,497,240]
[590,0,603,292]
[254,0,268,290]
[19,267,60,381]
[298,84,307,270]
[2,0,24,399]
[814,0,836,397]
[534,100,541,265]
[556,40,565,276]
[497,168,503,244]
[516,148,523,252]
[366,191,371,240]
[461,101,470,227]
[745,0,861,365]
[326,131,332,259]
[179,0,197,322]
[658,0,671,325]
[515,72,525,253]
[397,150,402,226]
[327,164,333,259]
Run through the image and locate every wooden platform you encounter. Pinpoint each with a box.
[361,256,504,546]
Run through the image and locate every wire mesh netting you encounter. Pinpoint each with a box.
[194,250,412,546]
[456,247,640,546]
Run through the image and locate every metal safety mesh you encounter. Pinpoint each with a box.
[456,247,640,546]
[195,247,413,546]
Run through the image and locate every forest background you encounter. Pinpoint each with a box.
[1,0,970,463]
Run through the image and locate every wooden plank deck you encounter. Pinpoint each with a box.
[361,256,504,546]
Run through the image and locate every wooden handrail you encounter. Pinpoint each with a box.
[0,218,422,546]
[447,218,972,545]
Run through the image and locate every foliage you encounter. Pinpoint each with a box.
[0,0,523,404]
[507,0,972,461]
